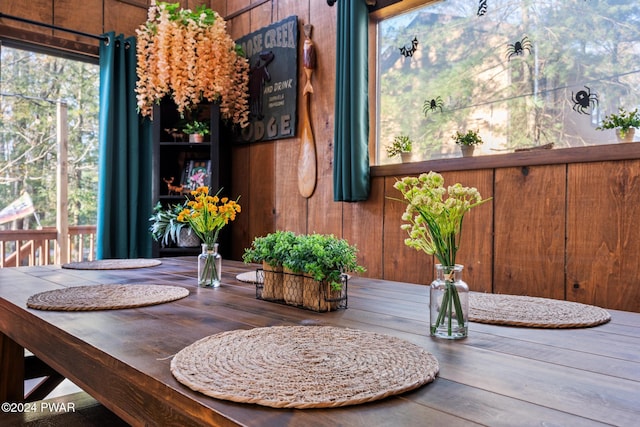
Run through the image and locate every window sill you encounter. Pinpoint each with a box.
[371,143,640,177]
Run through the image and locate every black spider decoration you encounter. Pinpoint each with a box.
[399,37,419,58]
[505,36,532,61]
[477,0,487,16]
[571,86,598,114]
[423,96,444,115]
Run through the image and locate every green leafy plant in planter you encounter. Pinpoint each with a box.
[243,230,297,300]
[596,107,640,141]
[385,135,413,160]
[282,233,319,274]
[283,233,326,307]
[296,233,366,311]
[244,232,365,311]
[280,232,313,305]
[148,201,193,247]
[273,231,298,267]
[290,233,365,292]
[242,230,296,268]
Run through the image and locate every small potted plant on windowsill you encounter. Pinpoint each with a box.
[385,135,413,163]
[596,107,640,143]
[183,120,210,143]
[452,129,483,157]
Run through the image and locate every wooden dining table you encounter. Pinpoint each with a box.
[0,257,638,426]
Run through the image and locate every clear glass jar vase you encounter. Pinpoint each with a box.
[430,264,469,339]
[198,243,221,287]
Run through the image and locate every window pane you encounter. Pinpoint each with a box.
[376,0,640,164]
[0,45,99,227]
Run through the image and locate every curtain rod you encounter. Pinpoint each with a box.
[0,12,107,42]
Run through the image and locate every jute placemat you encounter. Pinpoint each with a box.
[171,325,439,409]
[236,271,262,284]
[62,258,162,270]
[469,292,611,328]
[27,284,189,311]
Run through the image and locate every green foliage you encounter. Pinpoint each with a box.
[385,135,413,157]
[273,231,298,266]
[283,233,323,274]
[452,130,483,146]
[242,230,295,268]
[596,107,640,136]
[297,234,365,290]
[159,2,217,26]
[182,120,210,135]
[148,202,188,247]
[243,232,366,291]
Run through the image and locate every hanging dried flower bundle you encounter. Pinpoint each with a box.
[135,2,249,127]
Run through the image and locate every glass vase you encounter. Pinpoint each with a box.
[430,264,469,339]
[198,243,221,288]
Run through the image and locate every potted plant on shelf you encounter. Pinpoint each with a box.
[385,135,413,163]
[452,129,483,157]
[148,202,199,248]
[183,121,210,143]
[596,107,640,143]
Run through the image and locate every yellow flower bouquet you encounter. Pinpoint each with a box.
[177,186,241,286]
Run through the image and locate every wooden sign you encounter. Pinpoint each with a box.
[235,16,299,143]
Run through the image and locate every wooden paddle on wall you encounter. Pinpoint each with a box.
[298,24,317,198]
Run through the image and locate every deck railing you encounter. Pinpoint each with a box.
[0,226,96,268]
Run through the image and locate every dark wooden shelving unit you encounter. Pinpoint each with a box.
[151,99,229,258]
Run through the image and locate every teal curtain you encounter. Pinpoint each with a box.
[333,0,370,202]
[97,32,152,259]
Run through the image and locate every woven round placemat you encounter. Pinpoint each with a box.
[27,284,189,311]
[235,271,262,284]
[62,258,162,270]
[469,292,611,328]
[171,325,439,409]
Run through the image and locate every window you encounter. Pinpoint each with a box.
[0,43,99,227]
[375,0,640,164]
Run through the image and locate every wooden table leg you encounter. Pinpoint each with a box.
[0,333,24,402]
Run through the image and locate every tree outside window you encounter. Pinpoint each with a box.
[0,44,99,228]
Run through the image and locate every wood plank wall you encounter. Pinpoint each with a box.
[0,0,147,55]
[217,0,343,259]
[1,0,638,312]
